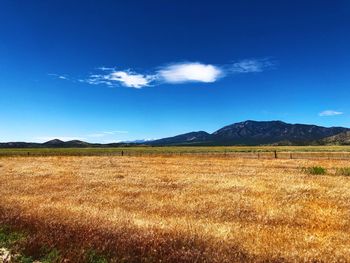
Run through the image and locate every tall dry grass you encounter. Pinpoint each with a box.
[0,156,350,262]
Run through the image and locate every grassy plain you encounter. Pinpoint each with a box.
[1,155,350,262]
[1,145,350,157]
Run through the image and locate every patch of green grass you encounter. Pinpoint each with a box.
[335,167,350,176]
[0,225,26,247]
[303,166,327,175]
[86,250,108,263]
[0,225,33,262]
[16,254,34,263]
[40,248,61,263]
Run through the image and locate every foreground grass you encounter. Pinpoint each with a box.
[0,225,63,262]
[1,156,350,262]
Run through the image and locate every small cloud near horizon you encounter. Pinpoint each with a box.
[319,110,344,117]
[87,131,128,137]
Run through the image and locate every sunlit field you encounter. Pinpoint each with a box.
[1,155,350,262]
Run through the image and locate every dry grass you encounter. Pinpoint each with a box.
[1,156,350,262]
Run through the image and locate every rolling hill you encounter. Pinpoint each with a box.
[319,131,350,145]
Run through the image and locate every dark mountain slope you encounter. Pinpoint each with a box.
[150,131,212,145]
[211,120,348,145]
[149,120,349,146]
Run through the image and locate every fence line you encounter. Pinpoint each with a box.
[2,150,350,160]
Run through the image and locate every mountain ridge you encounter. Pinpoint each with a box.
[1,120,349,147]
[148,120,349,146]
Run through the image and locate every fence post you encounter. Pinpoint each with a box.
[274,150,277,159]
[121,150,124,156]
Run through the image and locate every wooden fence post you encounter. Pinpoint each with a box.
[274,150,277,159]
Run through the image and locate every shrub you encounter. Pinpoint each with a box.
[335,167,350,176]
[303,166,327,175]
[16,255,34,263]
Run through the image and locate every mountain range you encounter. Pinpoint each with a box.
[1,120,349,148]
[149,120,350,146]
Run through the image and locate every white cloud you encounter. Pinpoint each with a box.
[107,71,154,88]
[82,58,275,89]
[86,71,154,88]
[319,110,344,116]
[231,59,274,73]
[158,63,222,83]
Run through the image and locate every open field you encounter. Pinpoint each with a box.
[1,145,350,157]
[1,155,350,262]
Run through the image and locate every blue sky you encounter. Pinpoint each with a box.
[1,0,350,142]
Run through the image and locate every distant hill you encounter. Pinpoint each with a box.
[0,142,42,148]
[1,120,349,147]
[149,120,349,146]
[43,139,91,147]
[319,131,350,145]
[0,140,133,148]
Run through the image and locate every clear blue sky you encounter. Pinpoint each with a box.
[1,0,349,142]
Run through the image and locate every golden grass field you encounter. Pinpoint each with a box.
[1,155,350,262]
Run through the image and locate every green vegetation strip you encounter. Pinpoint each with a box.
[303,166,327,175]
[1,145,350,157]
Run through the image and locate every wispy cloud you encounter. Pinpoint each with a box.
[48,73,69,80]
[103,131,128,134]
[319,110,344,116]
[107,71,154,88]
[87,131,128,138]
[76,58,275,89]
[85,71,155,88]
[231,58,275,73]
